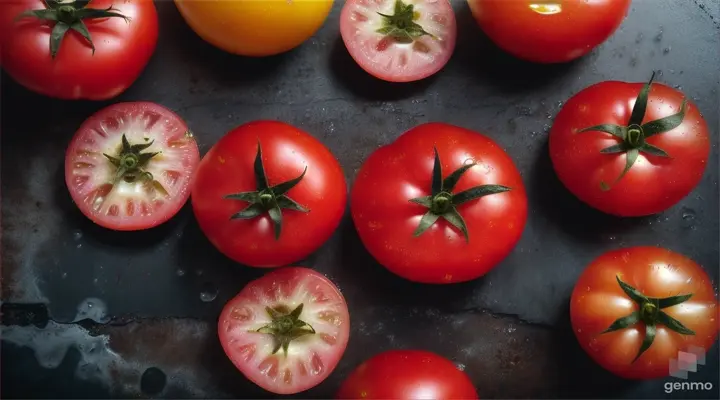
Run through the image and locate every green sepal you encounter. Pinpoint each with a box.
[602,311,640,333]
[224,142,309,240]
[632,323,656,363]
[577,72,688,191]
[408,147,512,242]
[376,0,432,43]
[255,304,315,357]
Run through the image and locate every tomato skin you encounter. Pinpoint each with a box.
[549,80,710,216]
[337,350,478,399]
[174,0,333,56]
[219,267,350,394]
[467,0,630,63]
[0,0,158,100]
[191,121,347,268]
[350,123,527,284]
[570,247,719,380]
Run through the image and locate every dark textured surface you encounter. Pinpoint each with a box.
[1,1,719,399]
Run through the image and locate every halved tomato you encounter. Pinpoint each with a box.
[218,267,350,395]
[65,102,200,231]
[339,0,457,82]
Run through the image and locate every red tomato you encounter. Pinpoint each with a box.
[337,350,478,399]
[339,0,457,82]
[65,102,200,231]
[0,0,158,100]
[350,123,527,284]
[218,267,350,395]
[549,73,710,216]
[191,121,347,268]
[570,246,719,379]
[467,0,630,63]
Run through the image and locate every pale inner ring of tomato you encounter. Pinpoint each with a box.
[349,0,452,73]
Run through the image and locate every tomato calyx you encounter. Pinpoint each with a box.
[255,303,316,357]
[376,0,433,44]
[103,134,161,184]
[224,142,309,240]
[578,72,688,191]
[602,275,695,362]
[409,148,511,242]
[15,0,130,58]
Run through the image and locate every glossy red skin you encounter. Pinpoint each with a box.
[192,121,347,268]
[549,81,710,216]
[336,350,478,399]
[0,0,158,100]
[467,0,630,63]
[570,247,719,379]
[350,123,527,284]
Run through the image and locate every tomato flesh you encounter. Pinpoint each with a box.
[65,102,200,231]
[467,0,630,63]
[218,267,350,395]
[570,246,719,379]
[340,0,457,82]
[337,350,478,399]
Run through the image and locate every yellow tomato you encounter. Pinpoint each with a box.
[174,0,334,56]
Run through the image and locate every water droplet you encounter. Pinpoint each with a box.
[654,28,663,42]
[140,367,167,395]
[455,362,466,371]
[609,236,616,241]
[200,283,218,302]
[681,207,696,229]
[663,46,671,54]
[61,272,67,279]
[73,231,82,240]
[76,244,82,249]
[176,269,186,277]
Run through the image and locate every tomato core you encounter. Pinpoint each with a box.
[256,303,316,357]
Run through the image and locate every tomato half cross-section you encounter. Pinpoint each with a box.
[218,267,350,395]
[350,123,527,284]
[336,350,478,399]
[174,0,333,57]
[570,246,719,380]
[340,0,457,82]
[467,0,630,64]
[191,121,347,268]
[65,102,200,231]
[0,0,158,100]
[549,73,710,217]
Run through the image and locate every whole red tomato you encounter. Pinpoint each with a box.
[191,121,347,268]
[336,350,478,399]
[467,0,630,63]
[350,123,527,284]
[549,73,710,216]
[219,267,350,394]
[0,0,158,100]
[571,246,719,379]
